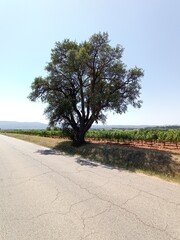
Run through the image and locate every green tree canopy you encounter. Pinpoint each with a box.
[28,32,144,146]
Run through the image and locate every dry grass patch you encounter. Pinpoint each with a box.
[3,133,180,183]
[3,133,67,148]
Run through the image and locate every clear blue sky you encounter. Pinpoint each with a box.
[0,0,180,125]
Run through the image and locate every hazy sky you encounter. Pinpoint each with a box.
[0,0,180,125]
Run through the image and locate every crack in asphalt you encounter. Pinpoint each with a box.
[11,197,95,223]
[66,197,95,216]
[121,190,142,207]
[31,158,178,239]
[140,189,180,207]
[8,143,180,206]
[50,187,62,204]
[110,177,180,207]
[23,151,179,239]
[2,142,179,240]
[81,205,112,239]
[77,159,180,208]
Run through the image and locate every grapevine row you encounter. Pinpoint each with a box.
[2,128,180,147]
[86,129,180,147]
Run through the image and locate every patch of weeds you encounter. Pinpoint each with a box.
[54,141,180,182]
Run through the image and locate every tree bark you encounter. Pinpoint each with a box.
[72,129,86,147]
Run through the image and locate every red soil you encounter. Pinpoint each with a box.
[88,140,180,155]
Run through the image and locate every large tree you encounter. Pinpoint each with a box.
[28,32,144,146]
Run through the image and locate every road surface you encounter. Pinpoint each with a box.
[0,135,180,240]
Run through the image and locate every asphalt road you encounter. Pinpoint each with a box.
[0,135,180,240]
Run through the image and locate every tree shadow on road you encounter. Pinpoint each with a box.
[37,141,180,181]
[76,158,99,167]
[36,149,58,155]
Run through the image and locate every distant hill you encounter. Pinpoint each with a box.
[92,125,151,129]
[92,125,180,130]
[0,121,48,130]
[1,121,179,131]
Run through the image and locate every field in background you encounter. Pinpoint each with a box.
[2,128,180,154]
[1,131,180,183]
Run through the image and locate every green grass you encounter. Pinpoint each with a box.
[2,133,180,183]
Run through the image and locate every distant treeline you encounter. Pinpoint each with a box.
[2,128,180,147]
[145,125,180,130]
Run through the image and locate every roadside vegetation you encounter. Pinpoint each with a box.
[1,130,180,183]
[2,128,180,148]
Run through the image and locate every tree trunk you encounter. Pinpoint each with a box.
[72,129,86,147]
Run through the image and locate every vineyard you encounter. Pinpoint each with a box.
[2,128,180,148]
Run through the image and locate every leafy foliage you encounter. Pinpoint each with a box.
[28,32,144,146]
